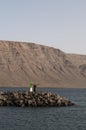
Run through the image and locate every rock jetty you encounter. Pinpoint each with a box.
[0,91,74,107]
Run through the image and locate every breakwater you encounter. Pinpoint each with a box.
[0,91,74,107]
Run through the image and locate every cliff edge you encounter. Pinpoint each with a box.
[0,40,86,87]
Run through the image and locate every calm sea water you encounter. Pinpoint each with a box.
[0,87,86,130]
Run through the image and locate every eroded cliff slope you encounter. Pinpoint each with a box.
[0,40,86,87]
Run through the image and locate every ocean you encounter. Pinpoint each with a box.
[0,87,86,130]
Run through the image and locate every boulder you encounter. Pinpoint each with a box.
[0,91,75,107]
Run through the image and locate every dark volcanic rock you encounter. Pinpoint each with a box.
[0,91,74,107]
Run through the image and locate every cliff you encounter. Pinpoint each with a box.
[0,40,86,87]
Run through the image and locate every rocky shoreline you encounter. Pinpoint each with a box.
[0,91,74,107]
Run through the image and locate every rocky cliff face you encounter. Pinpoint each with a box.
[0,40,86,87]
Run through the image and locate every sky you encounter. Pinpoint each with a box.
[0,0,86,54]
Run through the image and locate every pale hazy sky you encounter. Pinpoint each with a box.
[0,0,86,54]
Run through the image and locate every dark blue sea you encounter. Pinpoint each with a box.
[0,87,86,130]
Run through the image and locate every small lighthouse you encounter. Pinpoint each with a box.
[29,81,33,92]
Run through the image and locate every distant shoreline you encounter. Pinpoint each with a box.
[0,86,86,89]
